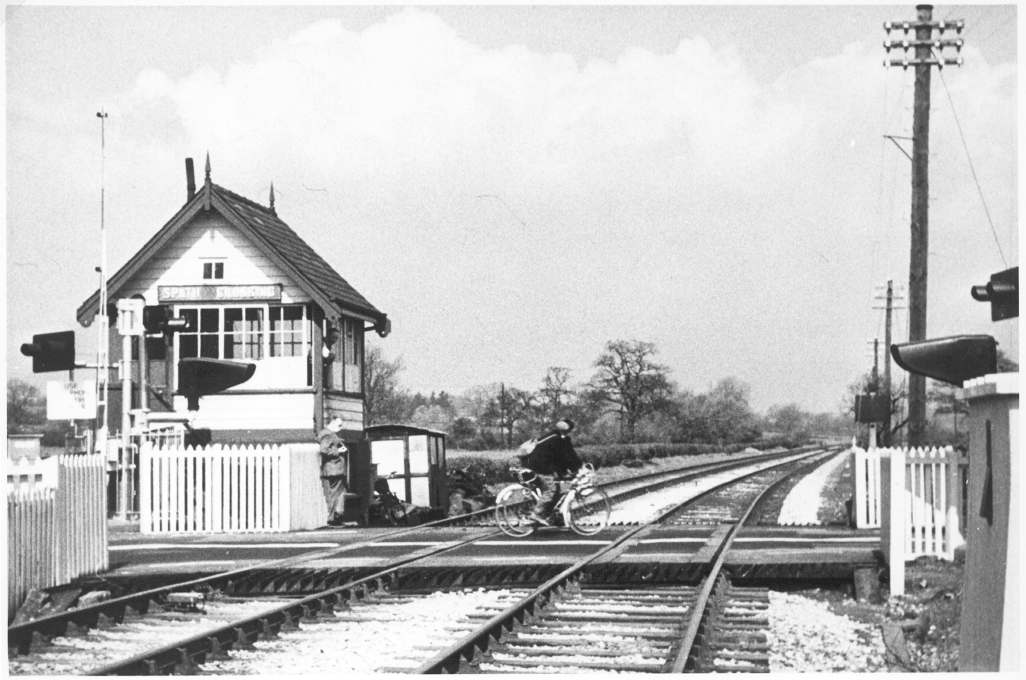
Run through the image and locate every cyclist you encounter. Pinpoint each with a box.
[516,418,583,526]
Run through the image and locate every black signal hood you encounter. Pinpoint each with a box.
[178,358,256,411]
[891,334,997,387]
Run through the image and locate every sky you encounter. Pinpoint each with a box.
[3,2,1020,415]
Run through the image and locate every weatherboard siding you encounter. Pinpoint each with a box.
[325,394,364,431]
[121,213,310,305]
[174,392,315,431]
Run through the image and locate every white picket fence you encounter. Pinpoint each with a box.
[138,443,323,534]
[852,445,968,596]
[852,447,882,527]
[6,454,108,622]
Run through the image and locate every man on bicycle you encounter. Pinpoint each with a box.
[516,418,583,526]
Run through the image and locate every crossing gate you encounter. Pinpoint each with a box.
[6,454,108,622]
[852,445,968,596]
[138,443,323,533]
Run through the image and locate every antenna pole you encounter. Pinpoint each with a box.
[95,110,109,455]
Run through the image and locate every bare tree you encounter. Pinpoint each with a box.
[538,366,574,421]
[590,339,673,442]
[484,385,534,447]
[363,345,408,426]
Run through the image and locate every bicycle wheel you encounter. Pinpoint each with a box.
[494,484,537,537]
[565,487,611,536]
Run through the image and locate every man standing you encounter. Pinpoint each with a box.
[318,417,349,526]
[516,418,583,525]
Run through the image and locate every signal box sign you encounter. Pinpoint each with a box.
[158,284,282,303]
[47,380,96,420]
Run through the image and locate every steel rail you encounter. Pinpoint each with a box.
[85,528,511,675]
[8,445,813,654]
[413,449,833,673]
[85,449,832,675]
[88,450,830,674]
[667,451,840,672]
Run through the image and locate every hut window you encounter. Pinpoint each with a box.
[269,305,307,357]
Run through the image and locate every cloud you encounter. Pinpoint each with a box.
[10,7,1013,411]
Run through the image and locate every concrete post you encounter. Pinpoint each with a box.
[959,373,1019,671]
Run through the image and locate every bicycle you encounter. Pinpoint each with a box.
[368,472,408,526]
[494,463,612,537]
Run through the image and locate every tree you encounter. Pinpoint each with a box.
[538,367,574,421]
[7,379,45,432]
[589,339,674,442]
[694,377,761,444]
[363,345,409,426]
[928,381,969,439]
[484,385,534,447]
[410,404,454,433]
[765,403,811,441]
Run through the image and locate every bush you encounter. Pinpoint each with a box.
[447,438,799,487]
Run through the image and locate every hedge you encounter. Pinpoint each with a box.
[447,436,804,486]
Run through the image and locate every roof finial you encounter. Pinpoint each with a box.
[204,152,211,184]
[269,182,276,214]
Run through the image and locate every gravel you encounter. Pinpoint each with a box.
[767,591,887,672]
[607,452,815,524]
[199,588,526,674]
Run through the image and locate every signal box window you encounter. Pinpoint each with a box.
[343,317,364,393]
[223,307,263,359]
[177,306,265,360]
[202,261,224,280]
[270,305,306,357]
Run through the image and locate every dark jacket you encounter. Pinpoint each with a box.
[518,431,583,478]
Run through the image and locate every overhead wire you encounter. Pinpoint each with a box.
[932,49,1009,268]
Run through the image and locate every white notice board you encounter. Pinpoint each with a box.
[46,380,96,420]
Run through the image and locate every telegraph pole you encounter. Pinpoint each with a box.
[883,5,964,445]
[874,280,905,446]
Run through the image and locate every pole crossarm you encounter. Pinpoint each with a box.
[883,19,964,32]
[886,58,964,69]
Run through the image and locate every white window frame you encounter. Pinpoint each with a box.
[174,304,269,362]
[173,303,314,389]
[269,304,309,358]
[201,258,226,280]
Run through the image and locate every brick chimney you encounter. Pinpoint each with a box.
[185,158,196,200]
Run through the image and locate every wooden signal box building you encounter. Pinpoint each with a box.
[76,157,389,443]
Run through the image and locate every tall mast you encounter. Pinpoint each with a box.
[95,110,109,454]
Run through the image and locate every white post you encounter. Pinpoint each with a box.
[139,441,151,533]
[853,447,867,527]
[945,446,964,557]
[889,447,907,596]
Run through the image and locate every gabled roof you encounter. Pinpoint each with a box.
[76,175,388,332]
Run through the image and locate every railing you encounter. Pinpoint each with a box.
[6,454,108,622]
[138,443,323,534]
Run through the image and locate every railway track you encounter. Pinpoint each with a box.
[417,450,834,673]
[8,447,836,675]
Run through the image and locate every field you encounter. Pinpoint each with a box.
[447,447,772,494]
